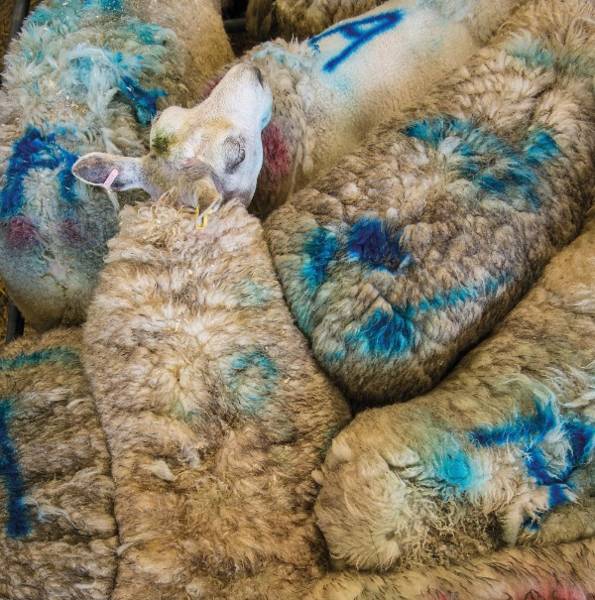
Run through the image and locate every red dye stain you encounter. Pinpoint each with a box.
[521,584,590,600]
[60,219,83,245]
[6,216,39,249]
[262,120,292,183]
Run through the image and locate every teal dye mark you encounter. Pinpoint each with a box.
[0,127,79,220]
[508,38,594,78]
[301,227,339,292]
[431,437,487,496]
[403,115,560,211]
[344,273,507,360]
[83,0,123,11]
[226,349,280,414]
[308,10,405,73]
[235,280,274,308]
[0,399,30,538]
[0,347,80,371]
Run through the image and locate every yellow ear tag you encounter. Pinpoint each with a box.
[195,206,209,230]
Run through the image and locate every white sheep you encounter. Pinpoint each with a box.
[0,0,232,331]
[74,0,525,220]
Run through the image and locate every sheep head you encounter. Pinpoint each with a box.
[72,63,273,212]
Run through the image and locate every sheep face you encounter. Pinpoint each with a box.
[72,63,273,211]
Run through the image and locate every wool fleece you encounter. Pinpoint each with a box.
[0,0,232,332]
[246,0,384,40]
[0,329,116,600]
[266,0,595,406]
[314,206,595,572]
[307,537,595,599]
[238,0,526,215]
[82,197,350,599]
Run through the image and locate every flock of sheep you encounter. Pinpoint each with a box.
[0,0,593,598]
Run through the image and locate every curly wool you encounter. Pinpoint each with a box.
[0,328,116,600]
[265,0,595,407]
[0,0,232,332]
[81,197,350,599]
[313,201,595,571]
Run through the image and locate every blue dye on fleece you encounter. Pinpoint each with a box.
[0,127,79,220]
[309,10,405,73]
[0,347,80,372]
[469,397,594,523]
[347,217,409,272]
[0,400,30,538]
[226,349,280,414]
[344,273,507,360]
[301,227,339,292]
[403,115,560,210]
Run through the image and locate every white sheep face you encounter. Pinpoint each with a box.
[72,63,273,210]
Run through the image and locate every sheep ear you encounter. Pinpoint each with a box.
[72,152,146,191]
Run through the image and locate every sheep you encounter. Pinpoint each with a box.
[74,0,526,223]
[307,537,595,600]
[0,0,233,332]
[265,0,595,407]
[80,192,351,598]
[246,0,384,41]
[0,328,116,600]
[313,199,595,572]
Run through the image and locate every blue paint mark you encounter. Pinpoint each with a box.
[0,127,79,220]
[470,400,558,448]
[301,227,339,292]
[469,397,594,523]
[0,400,30,538]
[226,349,280,414]
[346,307,415,359]
[308,10,405,73]
[0,347,79,371]
[117,75,166,126]
[346,274,506,359]
[403,115,560,211]
[347,217,409,271]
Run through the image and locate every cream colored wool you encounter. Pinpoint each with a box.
[0,0,232,332]
[215,0,526,216]
[266,0,595,406]
[0,329,116,600]
[246,0,384,40]
[82,196,350,599]
[314,208,595,572]
[307,537,595,599]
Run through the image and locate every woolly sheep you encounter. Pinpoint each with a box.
[265,0,595,407]
[77,0,525,222]
[81,194,350,598]
[0,0,232,331]
[313,199,595,571]
[0,328,116,600]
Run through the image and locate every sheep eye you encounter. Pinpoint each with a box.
[223,136,246,173]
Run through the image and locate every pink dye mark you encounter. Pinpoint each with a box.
[262,120,292,183]
[6,216,39,249]
[520,583,591,600]
[60,219,83,245]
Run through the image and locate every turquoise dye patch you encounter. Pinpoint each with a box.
[343,273,508,360]
[0,347,80,371]
[431,436,487,496]
[0,399,30,538]
[225,349,280,414]
[301,227,339,292]
[403,115,560,211]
